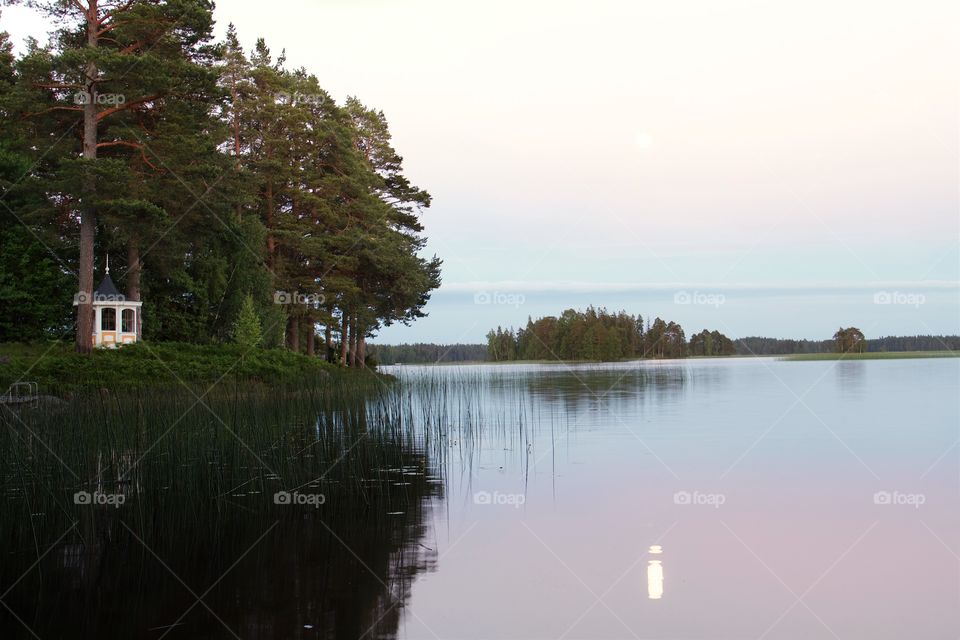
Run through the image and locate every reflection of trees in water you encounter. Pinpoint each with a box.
[516,365,688,412]
[835,360,866,397]
[1,399,442,640]
[224,467,440,640]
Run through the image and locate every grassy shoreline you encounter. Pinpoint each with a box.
[782,351,959,361]
[0,341,367,393]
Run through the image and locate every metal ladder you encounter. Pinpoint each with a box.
[1,382,39,408]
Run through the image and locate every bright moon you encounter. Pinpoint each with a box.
[635,132,653,150]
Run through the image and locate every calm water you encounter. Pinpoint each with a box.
[383,357,960,639]
[2,357,959,638]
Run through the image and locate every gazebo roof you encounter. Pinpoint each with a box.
[94,274,125,302]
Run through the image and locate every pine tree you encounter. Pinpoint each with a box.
[7,0,226,351]
[0,12,442,350]
[232,294,261,349]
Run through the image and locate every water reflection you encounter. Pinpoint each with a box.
[376,359,960,638]
[1,403,441,639]
[519,365,689,411]
[647,545,664,600]
[835,360,866,397]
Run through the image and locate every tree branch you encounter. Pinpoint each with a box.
[98,0,136,26]
[119,27,171,55]
[32,82,84,89]
[96,140,162,172]
[96,94,162,121]
[96,140,143,150]
[22,106,83,119]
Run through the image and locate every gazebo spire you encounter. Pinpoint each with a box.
[105,254,110,275]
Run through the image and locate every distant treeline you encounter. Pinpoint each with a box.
[736,335,960,355]
[374,333,958,364]
[485,307,734,362]
[369,343,488,364]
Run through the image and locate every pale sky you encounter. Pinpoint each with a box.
[3,0,958,342]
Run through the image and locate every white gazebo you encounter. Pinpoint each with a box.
[86,259,142,348]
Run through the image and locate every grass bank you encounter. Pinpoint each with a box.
[783,350,959,361]
[0,341,350,392]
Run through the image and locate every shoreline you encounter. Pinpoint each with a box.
[385,351,959,367]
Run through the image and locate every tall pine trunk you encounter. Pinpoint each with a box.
[324,324,333,362]
[287,314,300,352]
[76,1,99,354]
[264,157,276,270]
[348,314,358,367]
[339,312,349,366]
[305,321,314,357]
[127,237,141,338]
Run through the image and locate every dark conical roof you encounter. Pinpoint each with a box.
[94,274,125,301]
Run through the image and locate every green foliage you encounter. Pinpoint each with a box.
[0,30,75,340]
[688,329,736,356]
[232,294,261,348]
[0,7,440,359]
[0,341,338,391]
[736,335,960,355]
[487,308,688,362]
[833,327,866,353]
[0,145,75,340]
[0,224,74,340]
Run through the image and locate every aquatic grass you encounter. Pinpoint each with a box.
[0,375,429,552]
[0,362,636,600]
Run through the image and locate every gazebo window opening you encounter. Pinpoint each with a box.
[101,308,116,331]
[121,308,134,333]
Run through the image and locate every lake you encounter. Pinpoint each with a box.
[382,357,960,639]
[1,357,958,638]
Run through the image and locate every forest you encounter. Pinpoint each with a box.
[734,334,960,355]
[368,343,487,365]
[463,321,959,363]
[0,0,439,365]
[484,307,735,362]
